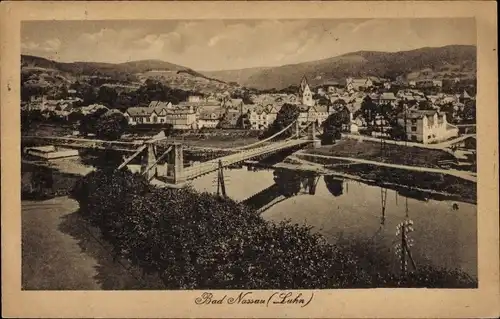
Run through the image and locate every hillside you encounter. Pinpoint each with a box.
[203,45,476,90]
[21,55,235,94]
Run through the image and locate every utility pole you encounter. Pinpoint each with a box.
[216,160,227,198]
[401,222,407,277]
[380,187,387,225]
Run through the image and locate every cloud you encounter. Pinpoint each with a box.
[21,19,476,70]
[22,38,61,53]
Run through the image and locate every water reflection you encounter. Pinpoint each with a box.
[324,176,344,197]
[189,166,477,278]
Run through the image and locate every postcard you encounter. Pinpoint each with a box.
[1,1,499,318]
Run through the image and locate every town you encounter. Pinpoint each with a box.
[20,18,479,292]
[22,72,477,171]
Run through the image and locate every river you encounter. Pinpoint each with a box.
[188,166,477,279]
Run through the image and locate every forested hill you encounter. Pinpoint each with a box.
[21,55,234,94]
[202,45,477,90]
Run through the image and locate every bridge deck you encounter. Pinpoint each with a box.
[183,139,311,180]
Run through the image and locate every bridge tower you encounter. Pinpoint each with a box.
[165,143,185,185]
[141,142,158,181]
[308,121,321,148]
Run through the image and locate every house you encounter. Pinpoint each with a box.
[198,109,224,129]
[166,106,198,130]
[188,94,203,103]
[459,90,472,103]
[148,101,173,109]
[345,77,374,91]
[265,104,279,127]
[124,104,197,129]
[311,104,329,126]
[378,92,397,105]
[124,107,169,125]
[249,105,269,130]
[222,98,244,110]
[344,103,363,133]
[397,110,459,144]
[432,80,443,88]
[297,104,315,128]
[81,104,108,115]
[225,109,242,127]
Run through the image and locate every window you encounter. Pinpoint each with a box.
[411,126,417,132]
[411,119,417,125]
[411,135,418,141]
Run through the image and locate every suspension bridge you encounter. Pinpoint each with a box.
[22,120,322,187]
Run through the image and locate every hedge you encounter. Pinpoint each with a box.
[70,169,477,289]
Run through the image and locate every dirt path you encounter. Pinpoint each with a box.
[22,197,101,290]
[297,152,477,182]
[22,196,162,290]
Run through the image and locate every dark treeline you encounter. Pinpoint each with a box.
[21,78,202,111]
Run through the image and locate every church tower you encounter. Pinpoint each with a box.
[299,76,315,107]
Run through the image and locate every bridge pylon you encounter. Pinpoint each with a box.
[165,142,185,185]
[141,143,158,181]
[309,121,321,148]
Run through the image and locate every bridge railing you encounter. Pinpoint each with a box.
[182,139,309,180]
[231,120,298,151]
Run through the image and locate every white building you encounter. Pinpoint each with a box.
[298,76,315,107]
[397,110,459,144]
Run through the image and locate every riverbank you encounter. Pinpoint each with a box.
[310,139,457,169]
[287,154,476,204]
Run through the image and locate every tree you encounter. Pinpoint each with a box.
[261,103,300,139]
[417,100,434,110]
[95,109,129,140]
[316,95,331,107]
[82,86,98,105]
[68,110,85,123]
[97,86,119,108]
[389,124,407,141]
[439,102,456,124]
[461,100,476,123]
[360,96,377,126]
[324,176,344,197]
[321,107,350,144]
[79,108,109,136]
[236,113,251,129]
[216,112,232,129]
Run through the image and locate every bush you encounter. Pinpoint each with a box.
[70,169,477,289]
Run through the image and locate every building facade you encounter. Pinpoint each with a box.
[397,110,459,144]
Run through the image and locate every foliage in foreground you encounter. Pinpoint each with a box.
[70,169,477,289]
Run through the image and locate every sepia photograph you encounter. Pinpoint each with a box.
[1,1,498,318]
[20,17,479,290]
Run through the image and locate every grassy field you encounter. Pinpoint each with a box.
[338,164,477,203]
[22,123,75,137]
[310,139,455,169]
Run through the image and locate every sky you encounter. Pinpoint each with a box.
[21,18,476,71]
